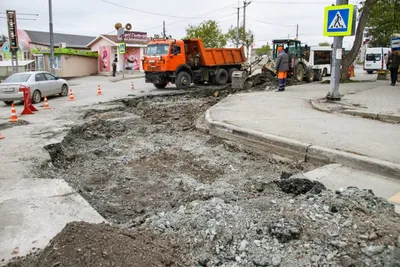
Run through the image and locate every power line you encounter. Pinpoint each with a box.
[247,16,296,28]
[0,17,36,21]
[0,12,39,16]
[101,0,236,19]
[254,0,331,4]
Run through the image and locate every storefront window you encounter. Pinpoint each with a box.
[48,56,62,69]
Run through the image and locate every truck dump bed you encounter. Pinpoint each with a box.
[183,39,246,67]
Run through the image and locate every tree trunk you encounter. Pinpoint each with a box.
[340,0,373,82]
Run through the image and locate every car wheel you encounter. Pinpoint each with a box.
[4,101,13,106]
[295,64,305,82]
[367,71,374,74]
[215,69,229,85]
[32,90,41,104]
[60,84,68,96]
[322,68,328,77]
[153,83,167,89]
[176,71,191,89]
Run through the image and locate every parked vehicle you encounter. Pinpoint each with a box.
[364,47,391,74]
[263,39,321,82]
[143,37,246,89]
[0,71,69,105]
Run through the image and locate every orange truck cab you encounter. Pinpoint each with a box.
[142,37,246,89]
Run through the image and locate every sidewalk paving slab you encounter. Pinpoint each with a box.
[204,83,400,179]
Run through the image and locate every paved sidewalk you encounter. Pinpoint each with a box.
[205,82,400,177]
[312,82,400,123]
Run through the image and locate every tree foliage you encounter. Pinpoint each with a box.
[256,44,271,56]
[226,26,255,50]
[185,20,227,48]
[365,0,400,47]
[318,42,330,46]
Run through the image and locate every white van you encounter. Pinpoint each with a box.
[364,47,391,74]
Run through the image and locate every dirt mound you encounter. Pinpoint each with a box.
[244,71,307,91]
[6,222,193,267]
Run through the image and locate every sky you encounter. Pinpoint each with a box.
[1,0,359,48]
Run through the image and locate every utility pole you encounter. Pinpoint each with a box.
[243,1,252,37]
[236,3,240,48]
[296,24,299,39]
[48,0,55,75]
[162,21,166,38]
[243,1,252,62]
[326,0,347,101]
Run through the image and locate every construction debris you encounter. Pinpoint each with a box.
[5,92,400,267]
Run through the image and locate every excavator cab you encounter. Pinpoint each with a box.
[272,39,302,60]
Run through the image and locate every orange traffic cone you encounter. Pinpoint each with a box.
[0,132,5,139]
[43,96,51,109]
[9,102,19,122]
[97,85,103,95]
[131,81,134,90]
[69,89,75,101]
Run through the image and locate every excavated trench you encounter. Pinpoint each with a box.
[6,81,400,267]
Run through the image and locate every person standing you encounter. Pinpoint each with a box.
[112,58,117,77]
[275,46,290,91]
[388,50,400,86]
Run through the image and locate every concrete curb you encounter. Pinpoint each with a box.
[203,109,400,179]
[310,100,400,124]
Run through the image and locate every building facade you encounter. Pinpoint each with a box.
[87,31,148,75]
[1,29,97,78]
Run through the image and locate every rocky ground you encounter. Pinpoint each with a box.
[4,78,400,267]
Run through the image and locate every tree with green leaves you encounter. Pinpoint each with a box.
[226,26,255,60]
[255,44,271,56]
[318,42,330,46]
[184,20,227,48]
[365,0,400,47]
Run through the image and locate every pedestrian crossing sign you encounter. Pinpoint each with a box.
[324,4,355,37]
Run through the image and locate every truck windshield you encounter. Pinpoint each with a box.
[146,44,170,56]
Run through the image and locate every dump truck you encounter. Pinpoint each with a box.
[263,39,321,82]
[142,37,246,89]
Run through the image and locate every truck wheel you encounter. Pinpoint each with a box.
[367,71,374,74]
[176,71,191,89]
[306,68,315,82]
[228,68,238,83]
[215,69,229,85]
[295,64,305,82]
[153,83,167,89]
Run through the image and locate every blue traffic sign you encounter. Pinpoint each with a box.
[324,5,355,37]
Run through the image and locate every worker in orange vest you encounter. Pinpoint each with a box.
[275,46,289,91]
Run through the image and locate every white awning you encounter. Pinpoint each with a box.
[0,60,35,67]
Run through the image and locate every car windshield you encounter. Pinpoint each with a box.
[146,44,170,56]
[4,73,31,83]
[366,53,381,61]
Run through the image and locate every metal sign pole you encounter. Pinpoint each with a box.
[327,0,346,101]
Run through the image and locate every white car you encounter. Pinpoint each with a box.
[0,71,69,105]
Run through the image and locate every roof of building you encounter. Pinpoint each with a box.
[87,34,149,47]
[24,30,96,49]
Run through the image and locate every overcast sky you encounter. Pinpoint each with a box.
[1,0,359,48]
